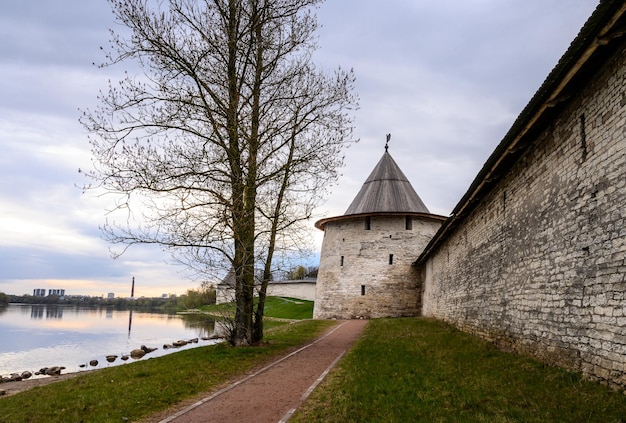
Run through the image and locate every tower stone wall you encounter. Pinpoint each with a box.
[314,215,441,319]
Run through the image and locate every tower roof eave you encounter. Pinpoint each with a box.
[314,211,447,230]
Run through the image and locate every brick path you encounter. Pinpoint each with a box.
[155,319,367,423]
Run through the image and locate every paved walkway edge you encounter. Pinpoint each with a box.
[278,349,346,423]
[158,322,349,423]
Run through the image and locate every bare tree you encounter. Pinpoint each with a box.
[81,0,357,345]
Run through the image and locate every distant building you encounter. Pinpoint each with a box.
[107,292,115,299]
[33,288,66,297]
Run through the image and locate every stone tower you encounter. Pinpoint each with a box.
[313,147,446,319]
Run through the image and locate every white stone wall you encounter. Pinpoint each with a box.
[266,281,316,301]
[421,42,626,388]
[314,215,441,319]
[215,284,234,305]
[216,281,316,304]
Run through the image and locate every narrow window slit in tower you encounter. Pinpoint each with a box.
[580,113,588,162]
[389,254,394,265]
[405,215,412,230]
[340,255,344,266]
[364,216,371,230]
[361,285,365,296]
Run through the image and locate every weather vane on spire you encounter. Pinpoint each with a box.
[385,133,391,152]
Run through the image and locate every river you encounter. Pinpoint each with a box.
[0,303,220,378]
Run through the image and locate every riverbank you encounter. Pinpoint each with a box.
[0,319,334,422]
[0,303,220,377]
[0,318,312,400]
[0,371,93,397]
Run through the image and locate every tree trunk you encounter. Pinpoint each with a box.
[227,0,254,346]
[253,121,298,343]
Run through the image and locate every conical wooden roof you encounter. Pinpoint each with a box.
[344,151,430,215]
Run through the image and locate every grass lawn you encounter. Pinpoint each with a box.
[0,319,334,423]
[293,318,626,423]
[199,296,314,320]
[262,296,314,320]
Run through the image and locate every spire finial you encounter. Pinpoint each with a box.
[385,133,391,152]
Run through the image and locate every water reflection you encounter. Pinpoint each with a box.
[128,309,133,337]
[30,306,64,319]
[0,304,219,376]
[179,314,216,338]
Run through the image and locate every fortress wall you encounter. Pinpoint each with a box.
[314,215,440,319]
[266,281,316,301]
[421,41,626,388]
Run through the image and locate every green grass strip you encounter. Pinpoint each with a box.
[293,318,626,423]
[0,319,334,423]
[262,296,314,320]
[198,296,313,320]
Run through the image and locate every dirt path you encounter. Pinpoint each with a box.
[147,319,368,423]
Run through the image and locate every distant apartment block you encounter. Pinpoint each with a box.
[33,289,46,297]
[107,292,115,299]
[48,289,65,296]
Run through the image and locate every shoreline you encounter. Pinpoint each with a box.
[0,370,95,398]
[1,338,225,398]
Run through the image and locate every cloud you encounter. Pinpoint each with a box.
[0,0,112,67]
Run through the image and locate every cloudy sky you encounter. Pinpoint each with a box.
[0,0,598,297]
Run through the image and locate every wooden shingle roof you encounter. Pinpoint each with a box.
[344,151,430,215]
[315,150,445,230]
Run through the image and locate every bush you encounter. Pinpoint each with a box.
[178,286,216,309]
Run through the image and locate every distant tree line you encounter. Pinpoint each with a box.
[5,286,216,312]
[177,286,217,310]
[286,266,318,280]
